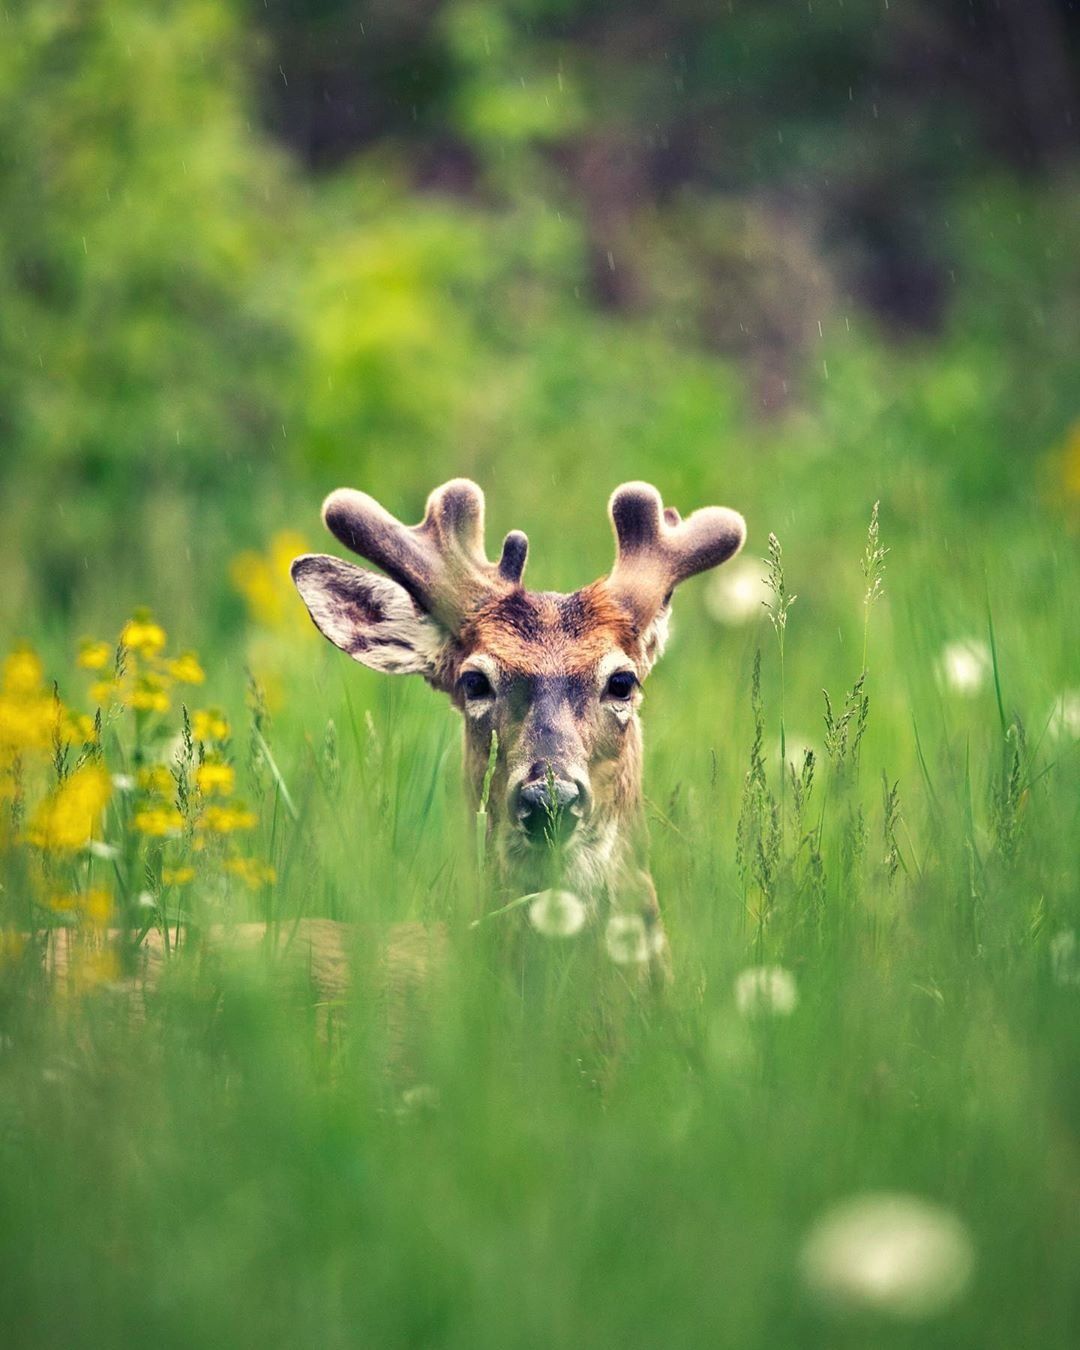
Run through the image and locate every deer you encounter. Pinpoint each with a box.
[290,479,746,972]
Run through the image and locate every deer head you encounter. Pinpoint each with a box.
[291,480,745,897]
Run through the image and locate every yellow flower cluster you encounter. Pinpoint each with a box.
[138,765,173,796]
[131,720,258,857]
[120,617,167,659]
[230,530,313,637]
[132,756,183,839]
[195,761,235,797]
[169,653,206,684]
[77,640,112,672]
[0,648,93,768]
[1,623,277,985]
[224,857,277,889]
[1,646,103,892]
[50,887,113,928]
[198,804,258,835]
[133,806,184,838]
[193,709,230,742]
[27,765,112,852]
[83,609,204,719]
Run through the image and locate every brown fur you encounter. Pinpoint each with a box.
[292,480,747,972]
[452,584,636,679]
[438,581,654,912]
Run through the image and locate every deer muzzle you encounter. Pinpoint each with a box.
[512,774,590,844]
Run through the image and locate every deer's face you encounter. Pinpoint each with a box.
[291,480,744,895]
[450,584,652,888]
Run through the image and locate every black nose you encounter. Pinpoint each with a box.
[516,778,582,842]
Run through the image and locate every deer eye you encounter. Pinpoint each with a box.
[460,670,494,701]
[604,671,637,701]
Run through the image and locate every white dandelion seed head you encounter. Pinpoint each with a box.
[937,639,991,697]
[87,840,120,860]
[136,890,157,911]
[704,559,771,626]
[110,773,136,793]
[734,965,798,1017]
[604,913,664,966]
[1046,690,1080,743]
[799,1192,975,1319]
[528,889,587,939]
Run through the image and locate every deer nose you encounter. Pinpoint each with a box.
[515,777,583,842]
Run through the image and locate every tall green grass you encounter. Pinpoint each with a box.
[1,494,1078,1350]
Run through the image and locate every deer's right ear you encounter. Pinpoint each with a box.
[290,555,446,676]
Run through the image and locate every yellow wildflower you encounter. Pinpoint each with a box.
[3,647,44,695]
[231,530,312,635]
[137,765,174,797]
[51,888,114,927]
[230,552,280,628]
[162,865,195,886]
[133,806,183,836]
[0,644,66,756]
[199,804,258,834]
[89,680,118,709]
[71,713,98,743]
[77,640,112,672]
[196,761,235,797]
[27,765,111,851]
[0,691,58,754]
[224,857,276,889]
[121,615,167,659]
[271,531,308,583]
[168,651,205,684]
[192,709,230,742]
[129,682,170,715]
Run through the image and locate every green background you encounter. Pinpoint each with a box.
[1,3,1078,1347]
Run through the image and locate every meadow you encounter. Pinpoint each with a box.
[3,463,1079,1348]
[2,3,1080,1347]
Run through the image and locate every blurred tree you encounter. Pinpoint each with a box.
[0,0,1075,637]
[0,0,297,621]
[250,0,1079,337]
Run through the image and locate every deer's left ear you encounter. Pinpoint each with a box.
[291,555,447,676]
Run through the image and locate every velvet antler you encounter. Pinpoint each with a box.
[605,482,746,630]
[320,479,528,628]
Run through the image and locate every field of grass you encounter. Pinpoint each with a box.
[2,445,1079,1347]
[2,8,1079,1341]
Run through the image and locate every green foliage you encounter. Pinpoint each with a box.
[0,0,297,624]
[0,3,1079,1345]
[3,501,1080,1346]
